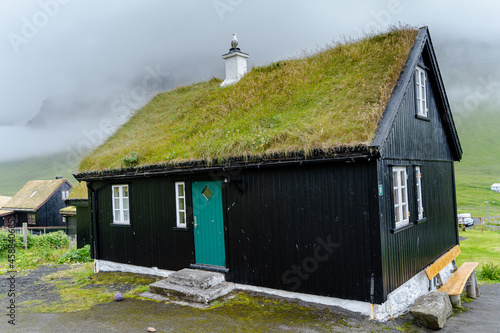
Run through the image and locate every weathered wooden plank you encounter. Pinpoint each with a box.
[425,245,461,280]
[439,262,479,296]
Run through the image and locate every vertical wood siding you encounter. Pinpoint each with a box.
[37,182,72,227]
[224,161,380,303]
[377,61,459,299]
[91,177,194,270]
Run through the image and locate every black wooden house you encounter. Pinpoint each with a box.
[2,178,72,229]
[74,27,461,314]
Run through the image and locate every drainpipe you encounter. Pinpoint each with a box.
[370,272,375,320]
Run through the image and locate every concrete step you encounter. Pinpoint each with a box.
[166,268,225,289]
[148,268,234,304]
[149,279,234,304]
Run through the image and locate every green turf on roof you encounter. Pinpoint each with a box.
[3,179,70,211]
[67,182,88,200]
[78,28,418,173]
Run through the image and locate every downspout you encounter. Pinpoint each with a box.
[86,182,99,272]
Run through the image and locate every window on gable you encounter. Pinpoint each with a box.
[112,185,130,225]
[415,166,424,220]
[393,166,409,228]
[175,182,187,228]
[416,66,428,118]
[61,190,69,200]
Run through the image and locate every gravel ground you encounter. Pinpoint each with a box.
[1,265,499,332]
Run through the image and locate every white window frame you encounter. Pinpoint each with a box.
[112,185,130,225]
[175,182,187,228]
[416,66,428,117]
[393,167,409,228]
[415,166,424,220]
[61,190,69,200]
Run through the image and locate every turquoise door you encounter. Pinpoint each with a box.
[192,180,226,267]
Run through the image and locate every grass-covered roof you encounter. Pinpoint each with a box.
[67,182,88,200]
[78,27,418,174]
[3,179,71,211]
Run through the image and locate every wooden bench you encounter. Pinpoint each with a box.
[424,245,479,307]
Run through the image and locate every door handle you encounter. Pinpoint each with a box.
[194,216,198,228]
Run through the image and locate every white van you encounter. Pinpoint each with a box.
[458,213,474,227]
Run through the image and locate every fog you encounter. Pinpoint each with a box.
[0,0,499,162]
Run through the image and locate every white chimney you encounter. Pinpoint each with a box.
[220,33,249,88]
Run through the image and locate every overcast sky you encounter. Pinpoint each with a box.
[0,0,499,161]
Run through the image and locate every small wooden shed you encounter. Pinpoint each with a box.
[74,27,462,319]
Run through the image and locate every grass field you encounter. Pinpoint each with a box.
[457,228,500,283]
[454,108,500,217]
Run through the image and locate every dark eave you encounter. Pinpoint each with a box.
[74,146,379,181]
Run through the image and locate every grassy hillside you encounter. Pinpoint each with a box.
[0,153,78,197]
[454,108,500,217]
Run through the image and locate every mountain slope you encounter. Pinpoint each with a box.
[0,153,78,196]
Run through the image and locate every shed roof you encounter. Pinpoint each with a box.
[74,26,460,180]
[2,179,72,212]
[67,182,88,200]
[59,206,77,216]
[0,210,13,217]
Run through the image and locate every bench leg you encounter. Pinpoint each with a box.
[450,295,461,308]
[466,271,479,299]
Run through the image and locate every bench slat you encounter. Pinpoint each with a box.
[438,262,479,296]
[425,245,461,280]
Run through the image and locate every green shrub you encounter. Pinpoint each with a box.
[0,232,24,251]
[122,151,139,167]
[32,231,69,249]
[57,245,92,264]
[478,263,500,281]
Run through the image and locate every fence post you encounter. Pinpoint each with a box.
[22,223,28,250]
[480,217,483,233]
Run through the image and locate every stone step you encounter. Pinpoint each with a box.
[149,279,234,304]
[166,268,225,289]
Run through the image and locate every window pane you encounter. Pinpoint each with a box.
[114,199,120,209]
[402,204,407,218]
[394,189,399,204]
[123,198,129,209]
[400,172,406,187]
[393,171,397,188]
[115,210,121,222]
[179,212,186,224]
[113,187,120,197]
[179,198,185,210]
[202,185,214,200]
[123,186,129,198]
[395,207,399,222]
[123,210,129,222]
[402,188,406,203]
[178,184,184,197]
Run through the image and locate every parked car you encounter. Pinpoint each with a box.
[458,213,474,227]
